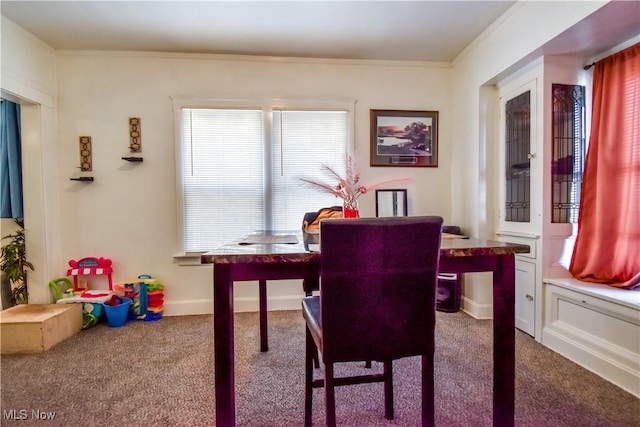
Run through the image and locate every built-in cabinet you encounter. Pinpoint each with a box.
[491,55,639,395]
[515,259,536,334]
[494,230,539,337]
[496,73,542,338]
[494,57,584,339]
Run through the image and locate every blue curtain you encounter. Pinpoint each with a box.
[0,100,23,219]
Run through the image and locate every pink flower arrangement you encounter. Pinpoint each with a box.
[300,155,409,212]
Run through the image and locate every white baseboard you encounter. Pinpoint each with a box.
[163,296,303,317]
[461,296,493,319]
[168,296,490,318]
[234,295,304,312]
[542,323,639,398]
[163,299,213,316]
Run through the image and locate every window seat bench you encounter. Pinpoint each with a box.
[542,277,640,398]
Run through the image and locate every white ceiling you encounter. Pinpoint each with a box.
[1,0,518,62]
[3,1,639,64]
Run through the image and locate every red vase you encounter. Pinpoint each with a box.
[343,202,360,218]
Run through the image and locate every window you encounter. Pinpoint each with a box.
[504,90,531,223]
[551,84,586,223]
[177,100,352,251]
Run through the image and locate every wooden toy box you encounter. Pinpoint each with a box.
[0,304,82,354]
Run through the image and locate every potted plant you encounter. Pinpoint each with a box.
[1,219,34,307]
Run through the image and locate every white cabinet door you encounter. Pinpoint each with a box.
[497,74,541,338]
[515,258,536,336]
[498,78,541,235]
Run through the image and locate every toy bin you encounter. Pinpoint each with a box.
[103,297,131,328]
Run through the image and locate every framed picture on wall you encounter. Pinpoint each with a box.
[370,109,439,167]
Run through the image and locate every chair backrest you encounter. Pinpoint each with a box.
[319,216,443,363]
[302,206,343,233]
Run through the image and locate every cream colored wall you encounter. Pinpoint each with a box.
[451,0,607,237]
[1,1,621,315]
[450,1,607,315]
[1,17,61,306]
[53,52,453,314]
[1,17,56,104]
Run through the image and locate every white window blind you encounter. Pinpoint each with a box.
[180,105,350,252]
[271,110,349,229]
[181,108,265,251]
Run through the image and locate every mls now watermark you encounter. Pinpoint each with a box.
[3,409,56,421]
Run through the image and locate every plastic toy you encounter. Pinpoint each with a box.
[49,277,113,329]
[67,257,113,291]
[114,274,164,321]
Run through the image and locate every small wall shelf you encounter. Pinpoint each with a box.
[121,156,143,162]
[70,177,94,182]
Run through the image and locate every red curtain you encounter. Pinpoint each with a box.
[570,43,640,289]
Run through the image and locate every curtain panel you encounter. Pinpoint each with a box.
[0,100,24,219]
[570,43,640,289]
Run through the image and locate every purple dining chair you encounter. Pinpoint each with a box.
[302,216,443,426]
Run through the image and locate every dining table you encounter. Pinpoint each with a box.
[201,229,529,426]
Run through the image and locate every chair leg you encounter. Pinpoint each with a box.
[305,327,315,426]
[304,280,320,369]
[421,354,435,427]
[383,360,394,420]
[303,277,318,296]
[325,363,337,427]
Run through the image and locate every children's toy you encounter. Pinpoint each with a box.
[114,274,164,321]
[49,277,113,329]
[67,257,113,291]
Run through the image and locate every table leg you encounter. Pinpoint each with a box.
[259,279,268,352]
[214,264,236,426]
[492,253,516,427]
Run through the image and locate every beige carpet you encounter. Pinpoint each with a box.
[1,310,639,426]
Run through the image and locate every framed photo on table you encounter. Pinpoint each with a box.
[370,109,439,167]
[375,189,408,217]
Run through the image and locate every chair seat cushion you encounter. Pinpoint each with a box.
[302,296,323,351]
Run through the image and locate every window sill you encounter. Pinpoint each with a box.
[173,251,207,266]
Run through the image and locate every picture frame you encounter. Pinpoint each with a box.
[370,109,439,167]
[375,189,408,217]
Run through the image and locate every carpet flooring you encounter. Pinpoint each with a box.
[1,310,639,426]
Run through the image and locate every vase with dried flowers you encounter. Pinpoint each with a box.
[300,155,409,218]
